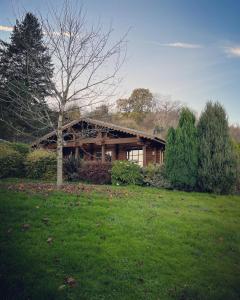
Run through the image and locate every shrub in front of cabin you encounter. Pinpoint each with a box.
[78,161,112,184]
[64,155,82,181]
[143,163,171,188]
[7,142,30,177]
[0,143,23,178]
[8,142,30,156]
[111,160,143,185]
[25,149,56,180]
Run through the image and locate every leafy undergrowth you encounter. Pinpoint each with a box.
[0,180,240,300]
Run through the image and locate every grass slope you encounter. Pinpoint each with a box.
[0,183,240,300]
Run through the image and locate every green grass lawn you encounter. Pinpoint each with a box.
[0,181,240,300]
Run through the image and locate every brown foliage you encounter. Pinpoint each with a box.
[78,161,112,184]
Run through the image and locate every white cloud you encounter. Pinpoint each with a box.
[0,25,13,32]
[148,41,202,49]
[224,46,240,57]
[161,42,202,49]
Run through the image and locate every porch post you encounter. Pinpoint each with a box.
[160,149,163,164]
[154,147,157,164]
[112,144,119,161]
[143,144,147,167]
[75,147,79,159]
[101,143,106,162]
[90,144,94,160]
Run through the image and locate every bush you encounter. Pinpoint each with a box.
[111,160,143,185]
[8,142,30,156]
[25,149,56,180]
[64,155,82,181]
[0,143,23,178]
[143,164,171,188]
[78,161,112,184]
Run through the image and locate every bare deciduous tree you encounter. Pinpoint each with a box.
[44,4,126,186]
[152,94,183,135]
[0,2,127,187]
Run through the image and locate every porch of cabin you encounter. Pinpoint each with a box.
[63,143,164,167]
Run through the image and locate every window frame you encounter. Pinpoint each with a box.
[127,149,143,166]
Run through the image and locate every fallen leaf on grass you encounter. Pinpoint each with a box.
[65,277,77,287]
[58,284,66,291]
[136,260,144,267]
[42,217,49,224]
[53,256,60,263]
[47,237,53,244]
[21,224,30,231]
[137,277,145,284]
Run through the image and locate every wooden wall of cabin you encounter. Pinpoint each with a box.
[62,143,164,166]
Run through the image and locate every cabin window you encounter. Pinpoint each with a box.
[96,152,102,160]
[105,151,112,161]
[127,149,143,166]
[95,150,112,161]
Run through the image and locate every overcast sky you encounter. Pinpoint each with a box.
[0,0,240,124]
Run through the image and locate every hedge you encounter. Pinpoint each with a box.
[25,149,57,180]
[0,143,23,178]
[7,142,30,156]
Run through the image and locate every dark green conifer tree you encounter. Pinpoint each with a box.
[0,12,53,140]
[165,127,177,184]
[165,108,198,190]
[197,102,237,194]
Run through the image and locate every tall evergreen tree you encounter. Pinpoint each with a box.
[0,12,53,140]
[165,108,198,190]
[197,102,237,194]
[165,127,177,183]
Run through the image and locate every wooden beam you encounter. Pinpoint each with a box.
[64,137,139,147]
[154,147,157,164]
[104,137,139,145]
[90,144,94,160]
[101,144,105,162]
[160,150,164,164]
[112,146,117,161]
[143,144,147,167]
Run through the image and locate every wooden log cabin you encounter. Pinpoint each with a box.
[33,118,165,167]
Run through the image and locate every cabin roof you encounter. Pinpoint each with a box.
[33,117,166,145]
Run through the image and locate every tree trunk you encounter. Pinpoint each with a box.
[57,111,64,188]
